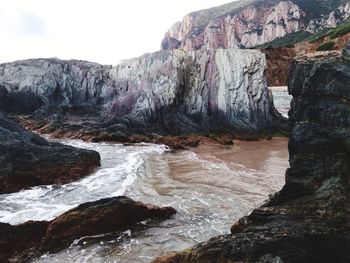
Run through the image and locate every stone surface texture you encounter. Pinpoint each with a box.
[0,49,286,139]
[152,43,350,263]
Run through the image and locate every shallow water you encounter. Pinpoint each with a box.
[0,90,291,263]
[0,138,288,263]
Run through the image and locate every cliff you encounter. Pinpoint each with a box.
[161,0,350,51]
[0,49,286,142]
[152,43,350,263]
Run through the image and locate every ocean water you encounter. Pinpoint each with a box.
[0,90,291,263]
[270,86,292,118]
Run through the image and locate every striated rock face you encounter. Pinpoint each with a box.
[0,114,100,194]
[0,196,176,263]
[152,44,350,263]
[0,49,286,140]
[161,0,350,51]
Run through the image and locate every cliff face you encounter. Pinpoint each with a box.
[153,44,350,263]
[0,49,286,139]
[161,0,350,51]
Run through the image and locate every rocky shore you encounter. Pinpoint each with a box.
[0,196,176,262]
[152,45,350,263]
[0,48,287,148]
[0,114,100,194]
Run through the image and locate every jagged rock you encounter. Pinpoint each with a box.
[0,49,287,140]
[0,114,101,194]
[161,0,350,51]
[152,43,350,263]
[0,196,176,263]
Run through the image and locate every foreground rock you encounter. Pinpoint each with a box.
[0,49,287,143]
[0,196,176,263]
[0,114,100,194]
[42,196,177,252]
[152,44,350,263]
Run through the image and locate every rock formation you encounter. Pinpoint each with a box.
[161,0,350,51]
[152,43,350,263]
[0,196,176,263]
[0,114,100,194]
[0,49,287,142]
[262,47,295,86]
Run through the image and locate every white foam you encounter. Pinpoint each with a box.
[0,140,168,225]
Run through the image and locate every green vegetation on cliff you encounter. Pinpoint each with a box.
[316,41,336,51]
[309,19,350,43]
[256,31,312,49]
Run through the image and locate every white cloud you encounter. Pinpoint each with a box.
[0,0,234,65]
[10,10,47,37]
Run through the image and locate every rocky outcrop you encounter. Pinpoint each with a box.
[0,49,287,142]
[152,44,350,263]
[42,196,177,252]
[306,2,350,33]
[0,196,176,263]
[0,114,100,194]
[262,47,295,86]
[161,0,350,51]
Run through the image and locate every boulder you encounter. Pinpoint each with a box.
[0,197,176,263]
[0,114,100,194]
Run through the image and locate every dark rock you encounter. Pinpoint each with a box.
[42,196,177,252]
[152,43,350,263]
[0,85,9,111]
[0,221,49,263]
[0,114,101,194]
[0,196,176,263]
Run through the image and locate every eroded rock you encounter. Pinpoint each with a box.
[0,114,100,194]
[0,49,287,141]
[0,196,176,263]
[42,196,177,252]
[152,42,350,263]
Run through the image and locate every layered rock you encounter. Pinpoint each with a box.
[0,196,176,263]
[0,49,286,142]
[0,114,100,194]
[161,0,350,51]
[152,44,350,263]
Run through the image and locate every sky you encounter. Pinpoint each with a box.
[0,0,234,65]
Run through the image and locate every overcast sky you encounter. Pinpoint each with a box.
[0,0,233,65]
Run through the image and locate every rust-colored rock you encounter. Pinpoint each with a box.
[262,47,296,86]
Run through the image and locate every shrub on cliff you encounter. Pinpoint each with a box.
[316,41,336,51]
